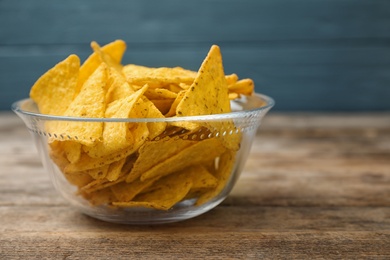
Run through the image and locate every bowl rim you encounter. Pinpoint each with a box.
[11,92,274,123]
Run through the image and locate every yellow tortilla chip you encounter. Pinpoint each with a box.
[176,45,231,116]
[145,88,178,100]
[85,164,110,180]
[122,64,196,87]
[64,131,147,173]
[176,45,241,151]
[63,170,94,188]
[114,172,192,210]
[106,158,127,182]
[110,176,160,202]
[82,85,148,158]
[54,63,108,146]
[78,40,126,94]
[126,137,197,183]
[140,138,226,181]
[165,90,186,117]
[90,41,123,72]
[150,99,174,115]
[51,140,81,164]
[30,54,80,115]
[228,78,254,96]
[106,66,135,103]
[81,188,117,206]
[132,97,167,140]
[196,149,236,206]
[80,175,126,194]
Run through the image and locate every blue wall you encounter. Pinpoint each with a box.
[1,0,390,111]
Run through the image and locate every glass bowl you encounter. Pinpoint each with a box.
[12,93,274,224]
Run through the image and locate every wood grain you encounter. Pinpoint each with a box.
[1,112,389,258]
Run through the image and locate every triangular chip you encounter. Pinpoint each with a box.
[77,40,126,94]
[140,138,226,181]
[176,45,241,151]
[58,63,108,146]
[126,137,197,183]
[82,85,148,158]
[196,149,236,206]
[113,172,192,210]
[176,45,231,116]
[30,54,80,115]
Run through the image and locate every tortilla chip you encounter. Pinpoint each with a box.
[126,137,197,183]
[82,85,148,158]
[196,149,236,206]
[140,138,226,181]
[30,54,80,115]
[53,63,108,146]
[77,40,126,94]
[114,172,192,210]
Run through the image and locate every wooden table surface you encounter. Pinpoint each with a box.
[1,112,389,259]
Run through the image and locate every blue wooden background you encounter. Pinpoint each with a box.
[1,0,390,111]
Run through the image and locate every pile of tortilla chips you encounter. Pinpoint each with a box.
[29,40,254,210]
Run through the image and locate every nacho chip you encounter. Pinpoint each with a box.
[64,131,147,173]
[229,78,254,96]
[140,138,226,181]
[51,140,82,164]
[176,45,241,151]
[126,137,197,183]
[196,149,236,206]
[81,188,117,206]
[114,172,192,210]
[90,41,123,72]
[176,45,230,116]
[150,99,174,115]
[30,54,80,115]
[106,158,127,182]
[78,40,126,94]
[165,90,186,117]
[106,66,135,103]
[52,63,108,147]
[110,176,160,202]
[82,85,148,158]
[132,97,167,140]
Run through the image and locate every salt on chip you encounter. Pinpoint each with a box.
[30,54,80,116]
[140,138,226,182]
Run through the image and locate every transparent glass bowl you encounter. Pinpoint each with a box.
[12,93,274,224]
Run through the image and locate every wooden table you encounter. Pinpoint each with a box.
[1,112,389,259]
